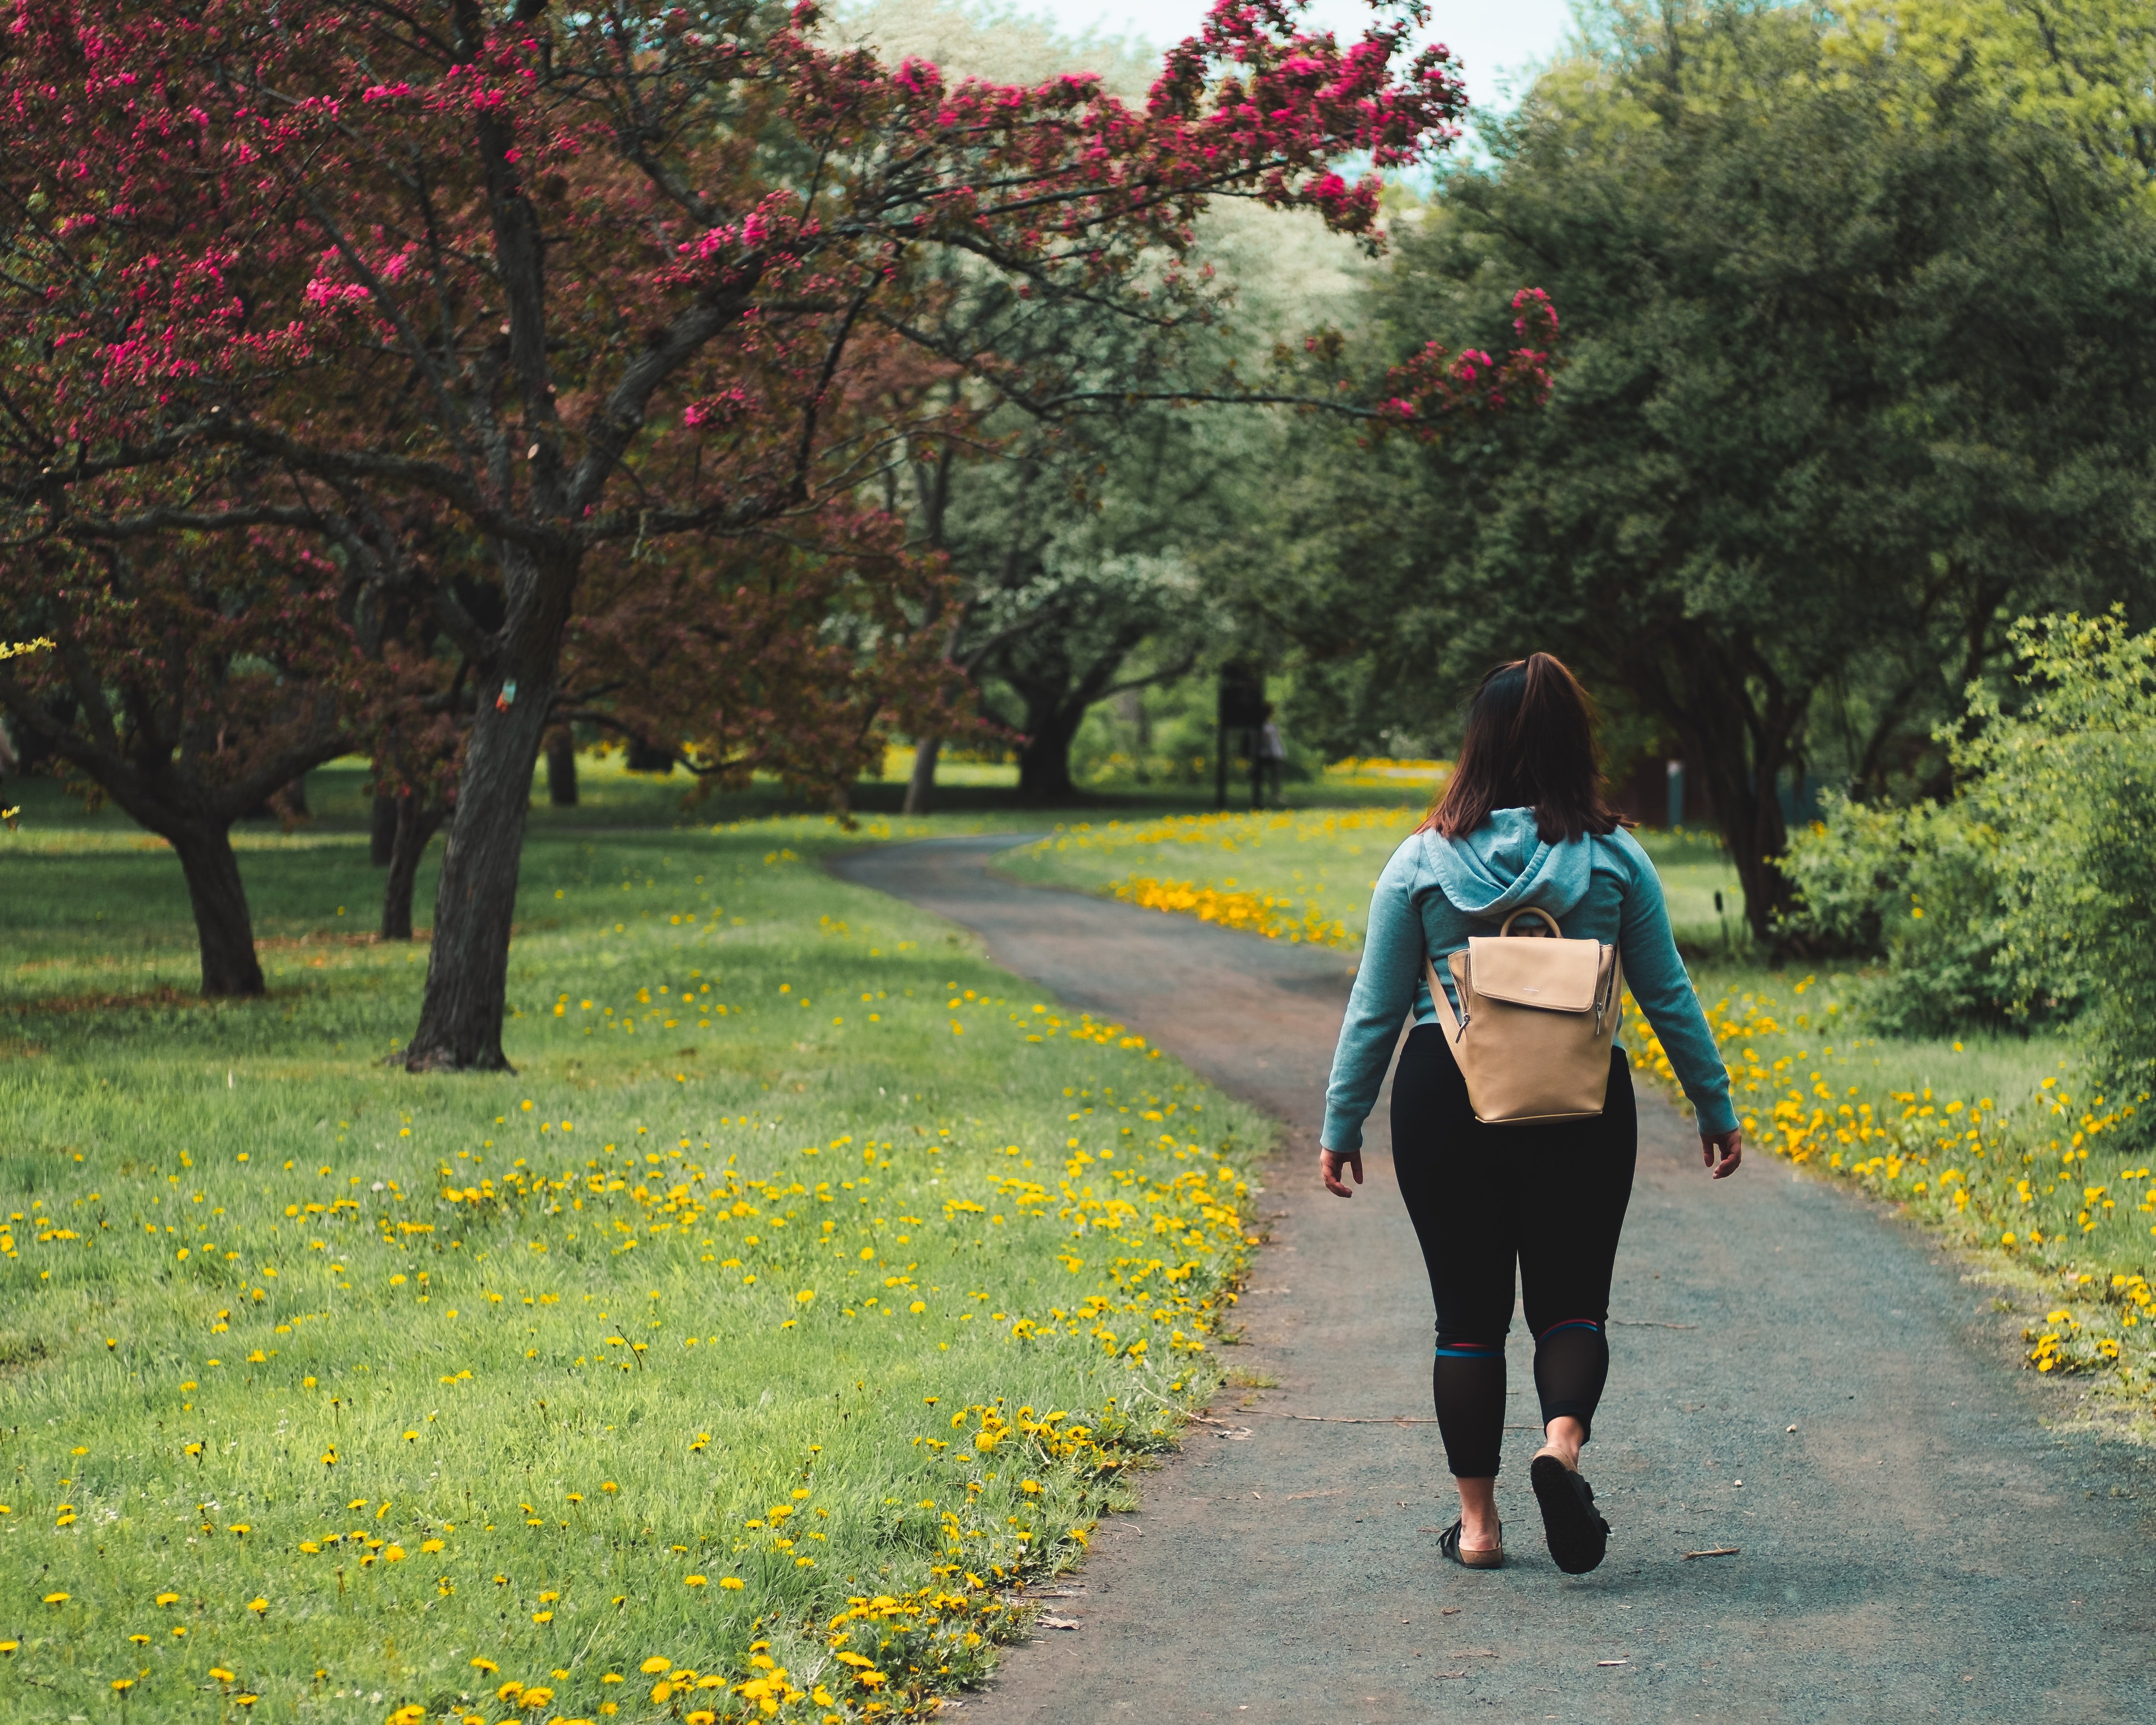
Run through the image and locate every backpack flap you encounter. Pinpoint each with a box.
[1464,934,1602,1013]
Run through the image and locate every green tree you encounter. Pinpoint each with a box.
[1250,0,2156,935]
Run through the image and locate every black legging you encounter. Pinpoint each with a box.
[1389,1025,1638,1479]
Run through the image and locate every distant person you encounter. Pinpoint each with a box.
[1254,704,1287,809]
[1317,653,1742,1576]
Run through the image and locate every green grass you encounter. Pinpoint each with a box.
[0,809,1273,1724]
[997,806,1422,946]
[998,809,1746,952]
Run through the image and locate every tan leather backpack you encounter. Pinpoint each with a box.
[1424,906,1624,1124]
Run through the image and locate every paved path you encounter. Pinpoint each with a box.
[833,836,2156,1724]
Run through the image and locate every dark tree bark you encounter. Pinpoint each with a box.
[369,793,398,866]
[1685,722,1797,942]
[544,734,579,806]
[997,626,1192,803]
[381,796,450,941]
[1631,641,1807,944]
[1016,695,1088,800]
[169,824,266,997]
[402,556,572,1071]
[903,734,940,815]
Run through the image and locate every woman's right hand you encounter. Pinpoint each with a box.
[1320,1147,1363,1197]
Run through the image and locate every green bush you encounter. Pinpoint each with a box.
[1780,793,2035,1034]
[1963,612,2156,1107]
[1784,610,2156,1105]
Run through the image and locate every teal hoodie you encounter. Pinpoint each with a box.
[1320,811,1738,1151]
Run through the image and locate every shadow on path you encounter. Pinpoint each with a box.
[832,836,2156,1724]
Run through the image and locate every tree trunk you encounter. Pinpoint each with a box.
[1683,720,1797,943]
[170,823,265,998]
[1119,688,1152,784]
[402,554,572,1071]
[1017,701,1085,800]
[369,793,398,867]
[381,797,449,941]
[544,735,579,806]
[903,735,940,816]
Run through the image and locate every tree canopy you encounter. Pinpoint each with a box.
[1243,0,2156,934]
[1,0,1511,1042]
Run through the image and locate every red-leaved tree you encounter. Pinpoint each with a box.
[0,0,1540,1068]
[0,539,360,993]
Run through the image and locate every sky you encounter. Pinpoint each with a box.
[1022,0,1581,112]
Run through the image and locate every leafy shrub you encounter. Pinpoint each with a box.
[1780,793,2038,1033]
[1784,610,2156,1106]
[1963,612,2156,1108]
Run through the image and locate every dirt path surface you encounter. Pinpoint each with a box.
[831,835,2156,1723]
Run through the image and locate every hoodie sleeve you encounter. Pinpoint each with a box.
[1612,834,1739,1139]
[1321,838,1430,1154]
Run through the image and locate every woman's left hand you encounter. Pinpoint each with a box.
[1320,1147,1363,1197]
[1701,1127,1743,1179]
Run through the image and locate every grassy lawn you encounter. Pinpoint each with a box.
[0,807,1272,1724]
[999,808,1744,951]
[1005,812,2156,1419]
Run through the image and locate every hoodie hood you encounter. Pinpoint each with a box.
[1421,807,1594,923]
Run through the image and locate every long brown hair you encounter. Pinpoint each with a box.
[1421,653,1624,844]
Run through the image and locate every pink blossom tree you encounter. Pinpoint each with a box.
[0,0,1542,1067]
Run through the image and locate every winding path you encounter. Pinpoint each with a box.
[832,836,2156,1723]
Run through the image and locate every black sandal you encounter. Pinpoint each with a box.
[1437,1517,1504,1569]
[1529,1453,1610,1574]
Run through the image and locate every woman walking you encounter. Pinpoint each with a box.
[1318,654,1742,1575]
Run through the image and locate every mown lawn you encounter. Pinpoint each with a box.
[998,808,1743,950]
[0,809,1271,1724]
[1004,812,2156,1420]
